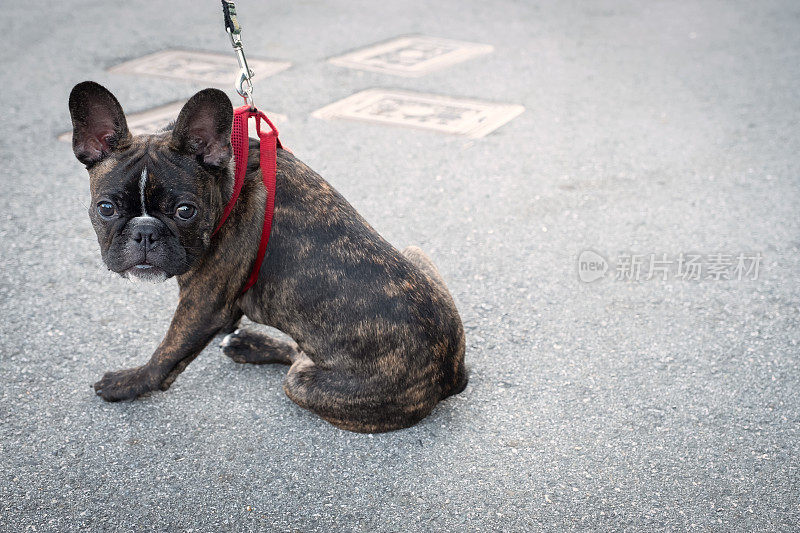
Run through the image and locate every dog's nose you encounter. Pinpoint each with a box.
[132,224,159,246]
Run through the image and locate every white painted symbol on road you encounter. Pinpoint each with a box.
[108,49,290,85]
[329,35,493,77]
[312,89,523,138]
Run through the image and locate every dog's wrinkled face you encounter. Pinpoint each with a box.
[68,82,234,281]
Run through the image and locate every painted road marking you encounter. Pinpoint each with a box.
[59,101,286,142]
[312,89,523,138]
[108,49,291,85]
[329,35,493,77]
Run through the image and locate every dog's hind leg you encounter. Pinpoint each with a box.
[402,245,469,400]
[283,353,437,433]
[220,329,300,365]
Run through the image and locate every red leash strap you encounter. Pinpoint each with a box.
[213,104,280,294]
[244,110,279,292]
[213,105,250,234]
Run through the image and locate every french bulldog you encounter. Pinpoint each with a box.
[68,81,467,432]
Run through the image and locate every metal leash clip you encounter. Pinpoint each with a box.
[221,1,255,108]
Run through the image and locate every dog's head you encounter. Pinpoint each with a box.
[69,82,234,282]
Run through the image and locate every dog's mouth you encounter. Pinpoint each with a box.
[124,263,168,283]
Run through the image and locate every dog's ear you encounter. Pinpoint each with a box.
[68,81,131,166]
[171,88,233,168]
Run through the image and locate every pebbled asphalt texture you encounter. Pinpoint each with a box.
[1,0,799,530]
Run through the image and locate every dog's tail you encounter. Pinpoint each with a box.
[402,245,450,292]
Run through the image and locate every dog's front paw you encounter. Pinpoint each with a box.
[93,366,155,402]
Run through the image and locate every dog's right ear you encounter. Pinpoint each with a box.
[68,81,131,166]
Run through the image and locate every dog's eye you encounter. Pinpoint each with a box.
[175,203,197,220]
[96,201,116,218]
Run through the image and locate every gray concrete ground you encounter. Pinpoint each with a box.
[1,0,799,530]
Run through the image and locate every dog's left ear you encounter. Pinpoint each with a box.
[171,88,233,168]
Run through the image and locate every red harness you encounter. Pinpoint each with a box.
[213,105,281,293]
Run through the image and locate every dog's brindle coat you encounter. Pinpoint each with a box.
[69,82,467,432]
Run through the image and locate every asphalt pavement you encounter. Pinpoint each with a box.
[1,0,799,530]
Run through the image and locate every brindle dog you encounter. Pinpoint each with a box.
[69,81,467,432]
